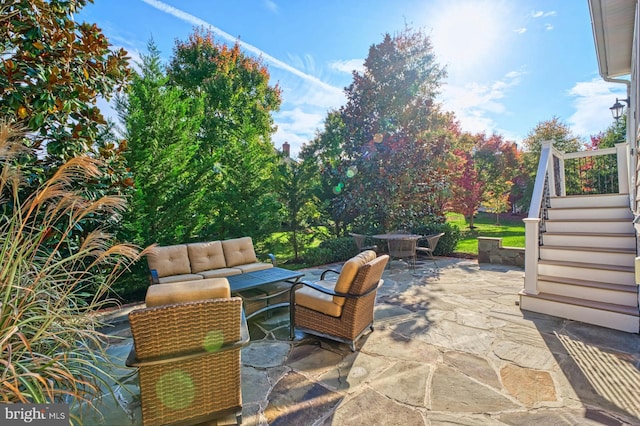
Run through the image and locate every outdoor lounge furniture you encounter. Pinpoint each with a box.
[292,250,389,351]
[349,232,378,252]
[416,232,445,268]
[127,278,249,426]
[146,237,275,284]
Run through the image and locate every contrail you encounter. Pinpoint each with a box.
[140,0,343,96]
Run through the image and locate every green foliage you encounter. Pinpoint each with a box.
[167,28,283,242]
[276,157,320,261]
[0,0,133,249]
[338,26,454,232]
[520,117,584,210]
[299,110,350,237]
[411,222,461,256]
[0,123,143,422]
[304,237,358,265]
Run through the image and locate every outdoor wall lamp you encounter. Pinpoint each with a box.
[610,97,630,121]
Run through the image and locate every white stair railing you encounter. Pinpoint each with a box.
[523,140,630,295]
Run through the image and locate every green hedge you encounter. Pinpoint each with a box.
[303,237,358,266]
[411,222,460,256]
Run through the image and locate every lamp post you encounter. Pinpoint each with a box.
[610,97,630,121]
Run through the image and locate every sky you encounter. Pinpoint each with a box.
[77,0,629,158]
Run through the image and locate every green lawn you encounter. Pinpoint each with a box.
[447,212,525,256]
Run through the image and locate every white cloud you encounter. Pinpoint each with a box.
[545,24,554,31]
[329,59,365,74]
[272,108,326,157]
[264,0,278,13]
[514,27,527,34]
[532,10,556,18]
[568,78,626,137]
[440,71,522,134]
[140,0,342,99]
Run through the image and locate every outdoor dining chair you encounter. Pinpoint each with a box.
[349,232,378,252]
[387,237,418,271]
[416,232,445,269]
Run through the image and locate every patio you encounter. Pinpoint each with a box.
[87,257,640,425]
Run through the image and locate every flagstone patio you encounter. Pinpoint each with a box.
[86,257,640,425]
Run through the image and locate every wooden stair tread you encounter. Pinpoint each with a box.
[543,231,635,237]
[537,274,637,292]
[545,218,632,223]
[540,245,636,254]
[547,206,630,211]
[538,259,634,272]
[521,291,639,316]
[550,193,629,199]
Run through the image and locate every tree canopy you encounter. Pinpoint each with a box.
[337,27,454,232]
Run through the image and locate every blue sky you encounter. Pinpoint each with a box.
[78,0,628,158]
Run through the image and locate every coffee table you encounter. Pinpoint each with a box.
[226,267,304,339]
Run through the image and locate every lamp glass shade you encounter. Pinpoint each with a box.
[610,100,625,120]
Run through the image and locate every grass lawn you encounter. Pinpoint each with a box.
[447,212,525,256]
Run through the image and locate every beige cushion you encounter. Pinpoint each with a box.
[145,278,231,307]
[157,274,203,284]
[233,262,273,273]
[198,268,243,278]
[147,244,191,278]
[295,280,342,317]
[222,237,258,267]
[333,250,377,306]
[188,241,227,272]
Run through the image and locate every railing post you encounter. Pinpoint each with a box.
[523,218,540,295]
[557,153,566,196]
[542,141,557,197]
[615,142,629,194]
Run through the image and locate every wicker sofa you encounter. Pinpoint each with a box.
[147,237,275,285]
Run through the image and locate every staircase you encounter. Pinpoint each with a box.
[520,193,640,333]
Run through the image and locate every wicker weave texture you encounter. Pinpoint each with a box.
[294,255,388,342]
[138,350,241,426]
[129,298,242,360]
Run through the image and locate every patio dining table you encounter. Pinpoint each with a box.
[372,233,423,270]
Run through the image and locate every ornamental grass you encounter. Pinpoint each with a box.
[0,121,146,423]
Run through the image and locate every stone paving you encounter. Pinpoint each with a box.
[88,257,640,425]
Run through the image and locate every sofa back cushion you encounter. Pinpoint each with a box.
[222,237,258,267]
[333,250,377,305]
[188,241,227,273]
[147,244,191,278]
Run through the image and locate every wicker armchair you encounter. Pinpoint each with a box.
[293,251,389,351]
[127,290,249,425]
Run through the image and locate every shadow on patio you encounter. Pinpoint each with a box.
[85,257,640,425]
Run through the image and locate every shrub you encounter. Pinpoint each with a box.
[303,237,357,266]
[412,222,461,255]
[0,123,145,421]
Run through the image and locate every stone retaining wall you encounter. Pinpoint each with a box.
[478,237,524,268]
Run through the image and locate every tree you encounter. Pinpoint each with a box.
[276,157,319,261]
[483,180,513,225]
[449,148,483,228]
[520,117,584,210]
[116,40,204,247]
[0,0,130,174]
[299,110,351,236]
[339,26,453,231]
[0,0,132,244]
[167,28,282,241]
